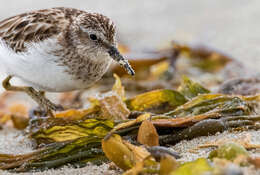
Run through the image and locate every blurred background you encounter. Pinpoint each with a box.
[0,0,259,73]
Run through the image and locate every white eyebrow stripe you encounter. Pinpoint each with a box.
[79,26,107,41]
[79,26,89,33]
[79,26,99,35]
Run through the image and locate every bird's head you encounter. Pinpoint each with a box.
[72,12,135,76]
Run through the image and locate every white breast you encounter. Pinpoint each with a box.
[0,38,89,92]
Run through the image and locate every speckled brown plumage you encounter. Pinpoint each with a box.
[0,7,115,53]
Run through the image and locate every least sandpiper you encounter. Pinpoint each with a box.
[0,7,134,116]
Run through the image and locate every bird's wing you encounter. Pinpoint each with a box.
[0,8,73,53]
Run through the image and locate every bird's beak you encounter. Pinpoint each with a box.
[108,46,135,76]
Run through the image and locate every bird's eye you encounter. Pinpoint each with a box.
[90,34,97,41]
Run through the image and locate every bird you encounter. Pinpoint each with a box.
[0,7,135,116]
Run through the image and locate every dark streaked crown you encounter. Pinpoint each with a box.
[78,13,116,44]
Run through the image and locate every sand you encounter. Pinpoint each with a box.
[0,0,260,174]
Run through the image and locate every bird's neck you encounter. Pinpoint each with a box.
[55,45,112,83]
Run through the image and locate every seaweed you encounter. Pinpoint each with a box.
[0,42,259,174]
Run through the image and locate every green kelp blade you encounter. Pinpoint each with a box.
[170,158,212,175]
[29,117,114,146]
[178,75,210,99]
[0,136,105,172]
[166,94,253,118]
[125,89,187,114]
[209,142,249,161]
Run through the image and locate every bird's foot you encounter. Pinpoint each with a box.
[28,90,64,117]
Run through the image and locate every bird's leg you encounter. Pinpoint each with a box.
[2,76,62,117]
[38,90,64,111]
